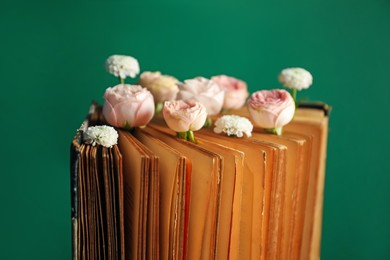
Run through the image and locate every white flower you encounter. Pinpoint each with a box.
[106,55,140,79]
[278,67,313,91]
[83,125,118,148]
[213,115,253,138]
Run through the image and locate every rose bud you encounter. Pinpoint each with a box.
[163,100,207,132]
[177,77,225,116]
[248,89,295,135]
[211,75,249,110]
[139,71,179,103]
[103,84,155,128]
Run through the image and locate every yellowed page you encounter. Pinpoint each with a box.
[212,105,328,259]
[118,130,148,260]
[283,132,312,260]
[142,146,159,260]
[144,126,219,260]
[284,108,328,260]
[112,145,125,260]
[196,137,244,260]
[133,129,186,260]
[264,143,287,260]
[251,131,306,260]
[197,129,266,260]
[243,139,287,260]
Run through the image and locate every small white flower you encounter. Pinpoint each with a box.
[83,125,118,148]
[213,115,253,138]
[106,55,140,79]
[278,67,313,91]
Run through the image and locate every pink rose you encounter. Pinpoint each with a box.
[162,100,207,132]
[211,75,249,110]
[103,84,155,128]
[248,89,295,129]
[177,77,224,116]
[139,71,179,102]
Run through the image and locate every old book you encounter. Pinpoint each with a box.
[70,102,329,260]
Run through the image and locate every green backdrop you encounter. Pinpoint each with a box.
[1,0,389,259]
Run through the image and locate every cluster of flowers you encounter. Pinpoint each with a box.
[84,54,313,147]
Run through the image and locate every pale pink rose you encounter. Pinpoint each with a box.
[139,71,179,102]
[103,84,155,128]
[177,77,224,116]
[211,75,249,110]
[162,100,207,132]
[248,89,295,129]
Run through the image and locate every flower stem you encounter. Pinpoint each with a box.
[155,102,164,115]
[291,88,298,107]
[177,131,188,140]
[187,130,196,143]
[177,130,196,143]
[119,77,125,85]
[124,121,133,132]
[203,116,213,128]
[265,126,283,136]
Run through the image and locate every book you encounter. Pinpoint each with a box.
[70,102,329,260]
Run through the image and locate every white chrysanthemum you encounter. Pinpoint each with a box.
[214,115,253,138]
[83,125,118,148]
[106,55,140,79]
[278,67,313,91]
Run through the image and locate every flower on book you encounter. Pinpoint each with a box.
[248,89,295,136]
[139,71,179,113]
[162,100,207,143]
[278,67,313,91]
[83,125,118,148]
[177,77,225,116]
[106,55,140,83]
[103,84,155,129]
[211,75,249,110]
[213,115,253,138]
[278,67,313,106]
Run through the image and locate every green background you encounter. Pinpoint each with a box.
[1,0,389,259]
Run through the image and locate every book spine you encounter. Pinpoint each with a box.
[70,133,82,260]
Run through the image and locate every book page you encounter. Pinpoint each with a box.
[133,129,187,260]
[145,126,220,260]
[250,131,307,259]
[118,130,149,260]
[196,137,244,260]
[285,108,329,260]
[197,129,267,260]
